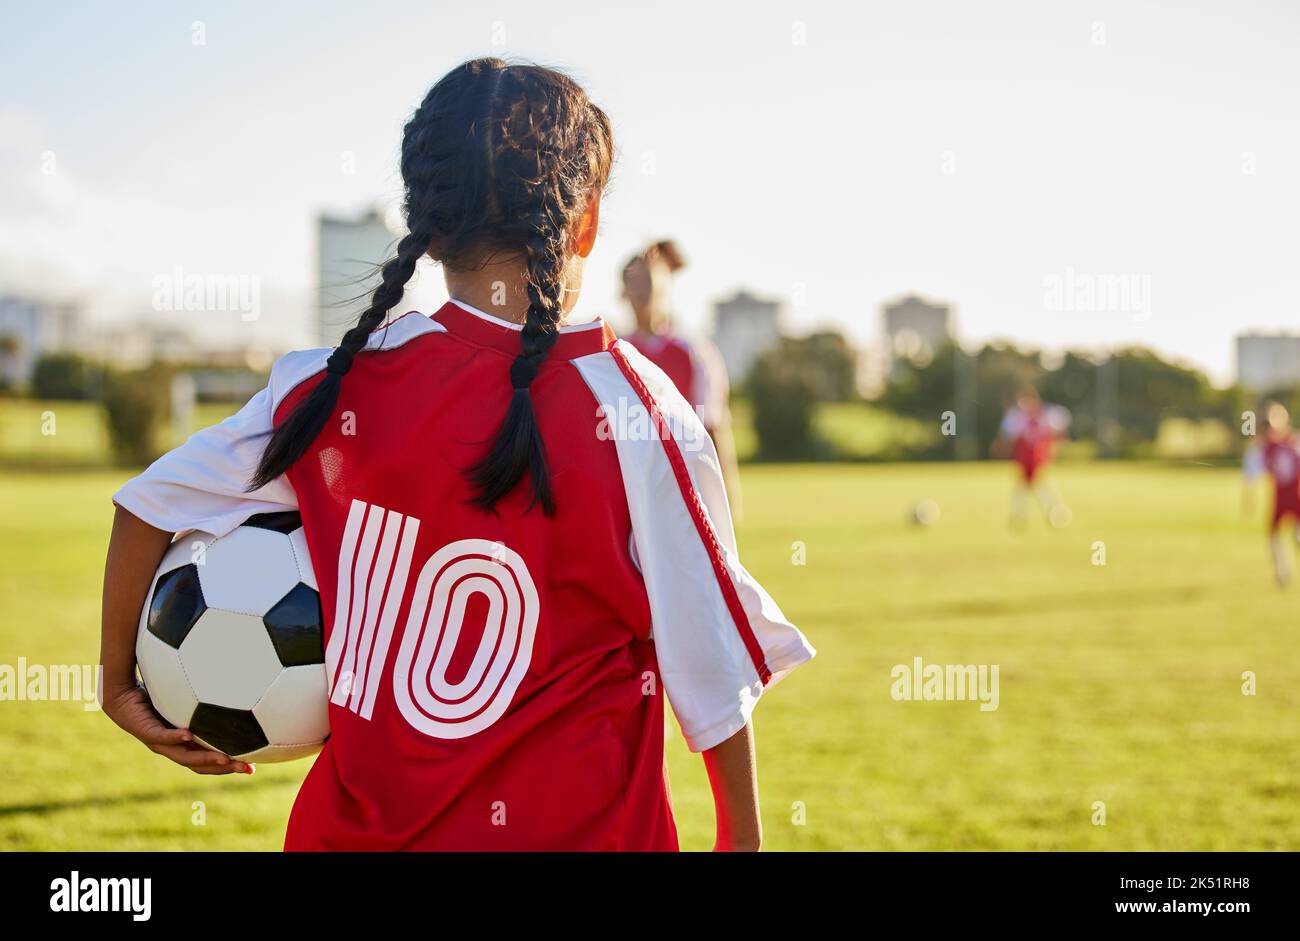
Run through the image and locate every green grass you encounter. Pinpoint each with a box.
[0,399,237,468]
[813,401,936,460]
[729,398,935,462]
[1,463,1297,850]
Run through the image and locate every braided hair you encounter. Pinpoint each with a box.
[250,59,614,517]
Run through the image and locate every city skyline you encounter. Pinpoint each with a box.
[2,1,1298,384]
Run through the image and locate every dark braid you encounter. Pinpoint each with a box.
[248,223,433,489]
[250,58,614,513]
[467,224,567,514]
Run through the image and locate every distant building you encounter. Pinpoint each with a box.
[87,317,279,377]
[92,321,202,369]
[0,295,83,386]
[1236,332,1300,393]
[712,289,782,381]
[317,208,395,346]
[881,295,952,374]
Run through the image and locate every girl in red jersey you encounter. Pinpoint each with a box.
[621,240,742,512]
[1242,402,1300,585]
[97,59,813,851]
[992,387,1072,528]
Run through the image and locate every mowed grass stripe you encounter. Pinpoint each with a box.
[1,463,1296,850]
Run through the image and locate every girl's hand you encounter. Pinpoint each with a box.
[99,509,254,777]
[101,679,253,775]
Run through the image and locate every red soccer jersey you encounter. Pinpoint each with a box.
[113,299,813,851]
[1262,436,1300,489]
[623,331,694,404]
[1000,405,1069,480]
[1254,436,1300,528]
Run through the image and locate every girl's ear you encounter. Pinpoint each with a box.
[573,191,602,258]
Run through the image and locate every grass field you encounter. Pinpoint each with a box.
[0,399,238,469]
[1,462,1297,850]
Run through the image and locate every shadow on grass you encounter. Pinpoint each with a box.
[0,773,293,817]
[887,584,1209,622]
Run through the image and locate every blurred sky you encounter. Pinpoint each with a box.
[1,0,1298,382]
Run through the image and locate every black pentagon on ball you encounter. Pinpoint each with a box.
[147,564,207,649]
[242,511,303,534]
[263,582,324,667]
[189,702,268,756]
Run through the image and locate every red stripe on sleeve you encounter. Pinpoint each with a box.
[610,345,772,685]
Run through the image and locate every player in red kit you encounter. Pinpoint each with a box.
[1242,402,1300,585]
[621,240,742,513]
[993,387,1072,527]
[97,59,813,851]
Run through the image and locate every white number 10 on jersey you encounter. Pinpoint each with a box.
[325,499,539,739]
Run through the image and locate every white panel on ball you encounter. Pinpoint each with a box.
[196,527,302,615]
[179,609,284,709]
[136,630,198,729]
[288,527,318,591]
[158,534,205,577]
[253,663,330,746]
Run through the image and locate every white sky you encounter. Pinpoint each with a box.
[1,0,1297,383]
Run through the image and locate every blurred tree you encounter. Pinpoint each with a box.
[880,342,1044,457]
[800,331,859,401]
[102,366,171,465]
[0,334,19,394]
[1039,351,1101,440]
[32,352,96,401]
[746,330,858,459]
[748,340,821,460]
[1105,348,1227,454]
[879,341,1240,458]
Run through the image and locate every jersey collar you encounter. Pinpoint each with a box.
[425,299,616,360]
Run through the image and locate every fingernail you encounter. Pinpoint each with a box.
[244,764,256,775]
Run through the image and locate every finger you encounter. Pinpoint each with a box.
[138,725,194,747]
[163,744,254,775]
[188,763,243,776]
[151,743,236,769]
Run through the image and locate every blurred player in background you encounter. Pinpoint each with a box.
[621,240,742,514]
[992,387,1072,528]
[1242,401,1300,585]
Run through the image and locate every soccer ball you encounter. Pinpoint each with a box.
[910,499,941,526]
[135,512,329,763]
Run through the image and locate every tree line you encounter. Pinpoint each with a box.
[747,333,1264,462]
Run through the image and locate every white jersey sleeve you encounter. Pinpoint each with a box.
[111,348,331,537]
[572,340,815,752]
[999,408,1025,440]
[112,311,445,537]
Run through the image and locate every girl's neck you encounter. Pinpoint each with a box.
[443,255,582,326]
